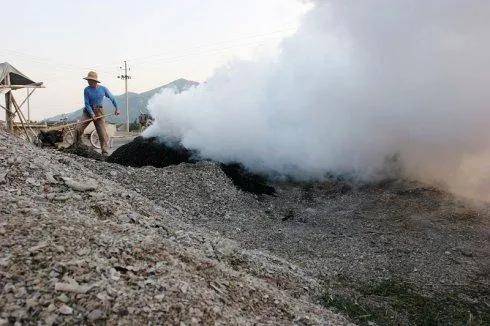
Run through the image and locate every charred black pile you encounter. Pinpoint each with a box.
[220,163,275,195]
[107,136,275,195]
[38,130,63,147]
[61,143,105,161]
[107,136,194,167]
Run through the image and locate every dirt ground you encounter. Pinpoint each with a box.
[94,159,490,324]
[0,131,348,325]
[1,130,489,324]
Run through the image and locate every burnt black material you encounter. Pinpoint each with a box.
[107,136,275,195]
[107,136,193,167]
[220,163,276,196]
[38,130,63,146]
[61,143,105,161]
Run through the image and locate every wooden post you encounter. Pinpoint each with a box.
[11,98,30,141]
[5,73,14,131]
[11,96,33,141]
[4,73,14,131]
[5,91,13,131]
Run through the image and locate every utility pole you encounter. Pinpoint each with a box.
[118,61,131,132]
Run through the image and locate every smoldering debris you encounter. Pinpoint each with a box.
[107,137,275,195]
[107,136,194,168]
[220,163,275,196]
[38,130,64,147]
[144,0,490,201]
[60,143,105,161]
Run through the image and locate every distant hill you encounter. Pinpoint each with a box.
[45,78,199,124]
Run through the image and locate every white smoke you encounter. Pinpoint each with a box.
[145,0,490,200]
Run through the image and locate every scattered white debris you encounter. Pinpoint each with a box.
[55,281,92,294]
[88,309,105,321]
[58,304,73,315]
[57,293,70,303]
[45,172,59,184]
[62,177,98,192]
[29,241,48,253]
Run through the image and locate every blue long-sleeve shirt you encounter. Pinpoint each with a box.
[84,85,118,117]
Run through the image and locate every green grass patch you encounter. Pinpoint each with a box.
[322,278,489,325]
[322,291,377,324]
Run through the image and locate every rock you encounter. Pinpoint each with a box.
[3,283,15,293]
[57,293,70,303]
[45,172,59,184]
[29,241,48,253]
[87,309,105,321]
[459,248,474,257]
[180,282,189,294]
[58,304,73,315]
[55,245,66,253]
[109,268,121,281]
[15,287,27,298]
[62,177,98,192]
[55,281,92,294]
[44,314,58,326]
[96,292,111,305]
[53,193,73,201]
[0,256,9,267]
[26,177,38,186]
[46,192,73,201]
[47,303,57,312]
[26,298,38,308]
[127,212,140,223]
[154,293,165,300]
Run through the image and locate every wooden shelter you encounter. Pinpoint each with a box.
[0,62,44,137]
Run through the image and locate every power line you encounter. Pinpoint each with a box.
[1,24,298,74]
[126,26,297,65]
[0,49,116,74]
[131,37,284,71]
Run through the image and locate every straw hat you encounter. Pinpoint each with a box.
[83,71,100,83]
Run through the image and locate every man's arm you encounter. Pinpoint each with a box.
[104,86,119,110]
[84,88,95,117]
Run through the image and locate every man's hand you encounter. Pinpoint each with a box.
[115,109,121,116]
[90,114,96,120]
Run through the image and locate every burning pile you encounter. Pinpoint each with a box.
[107,137,275,195]
[107,136,194,168]
[37,130,64,147]
[61,143,105,161]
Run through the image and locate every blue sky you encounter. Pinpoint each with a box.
[1,0,311,119]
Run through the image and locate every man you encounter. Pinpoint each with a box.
[77,71,120,155]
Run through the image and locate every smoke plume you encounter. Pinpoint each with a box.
[145,0,490,200]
